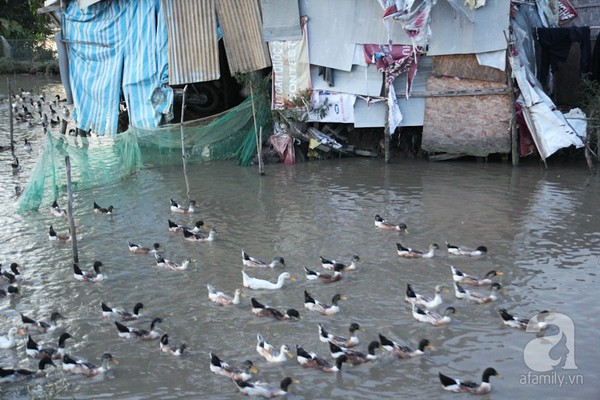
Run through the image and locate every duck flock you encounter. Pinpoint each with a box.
[0,184,558,399]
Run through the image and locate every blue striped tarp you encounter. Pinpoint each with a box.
[63,0,173,136]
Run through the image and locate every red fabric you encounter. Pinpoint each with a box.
[269,134,295,164]
[559,0,577,25]
[363,44,419,93]
[516,103,537,157]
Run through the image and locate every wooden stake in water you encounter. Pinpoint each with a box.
[383,73,390,163]
[258,126,265,175]
[180,85,191,201]
[7,78,14,157]
[249,86,264,175]
[65,156,79,264]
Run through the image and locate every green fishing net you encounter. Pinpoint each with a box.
[17,96,271,212]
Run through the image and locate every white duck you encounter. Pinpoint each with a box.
[242,271,294,290]
[207,284,243,306]
[255,333,292,363]
[0,327,24,349]
[405,283,445,309]
[454,282,502,304]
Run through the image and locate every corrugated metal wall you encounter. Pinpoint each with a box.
[162,0,220,85]
[216,0,271,74]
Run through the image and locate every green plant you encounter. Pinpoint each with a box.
[580,75,600,121]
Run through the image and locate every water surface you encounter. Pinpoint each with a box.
[0,76,598,399]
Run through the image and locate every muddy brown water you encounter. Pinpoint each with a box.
[0,75,598,399]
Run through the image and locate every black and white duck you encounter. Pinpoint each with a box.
[378,334,433,359]
[251,297,300,320]
[438,367,500,394]
[242,249,285,268]
[446,242,487,256]
[114,318,162,340]
[296,345,348,372]
[451,266,503,286]
[304,291,346,316]
[209,353,257,381]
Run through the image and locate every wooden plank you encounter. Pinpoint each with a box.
[432,54,506,83]
[422,76,511,157]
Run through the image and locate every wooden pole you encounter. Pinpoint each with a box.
[7,78,15,158]
[249,85,264,175]
[258,127,265,175]
[180,85,191,201]
[384,73,390,163]
[65,156,79,264]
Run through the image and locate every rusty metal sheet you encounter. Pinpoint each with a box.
[162,0,220,85]
[216,0,271,74]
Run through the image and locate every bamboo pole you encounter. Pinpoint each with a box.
[180,85,191,202]
[249,85,264,175]
[65,156,79,264]
[7,78,14,157]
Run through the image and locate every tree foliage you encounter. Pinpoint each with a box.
[0,0,52,39]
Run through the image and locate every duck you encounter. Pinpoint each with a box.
[2,262,23,281]
[328,340,381,365]
[73,261,105,282]
[21,312,62,333]
[101,302,144,321]
[405,283,445,309]
[128,241,161,254]
[303,264,343,283]
[154,253,193,271]
[318,322,362,348]
[11,157,20,173]
[255,333,292,363]
[159,334,189,356]
[250,297,300,320]
[182,228,216,242]
[499,309,549,330]
[304,291,346,315]
[209,353,257,381]
[454,282,502,304]
[412,304,456,326]
[320,255,361,271]
[233,376,299,398]
[0,357,55,382]
[378,334,433,359]
[296,345,348,372]
[1,270,17,284]
[0,327,25,349]
[168,219,204,233]
[446,242,488,256]
[48,225,70,242]
[438,367,500,394]
[396,242,439,258]
[242,271,294,290]
[207,284,243,306]
[0,286,20,298]
[50,200,67,218]
[93,201,114,214]
[62,353,117,377]
[114,318,162,340]
[374,214,408,232]
[23,138,32,152]
[26,333,71,359]
[451,266,503,286]
[242,249,285,268]
[170,198,196,214]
